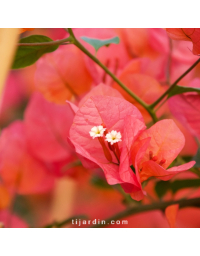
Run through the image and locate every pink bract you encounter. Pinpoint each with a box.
[25,92,76,162]
[69,94,145,200]
[0,121,54,194]
[131,119,195,182]
[0,210,28,228]
[35,44,93,104]
[168,79,200,140]
[166,28,200,55]
[78,83,123,107]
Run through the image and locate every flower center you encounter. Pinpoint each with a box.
[89,125,122,164]
[105,130,122,145]
[89,125,106,139]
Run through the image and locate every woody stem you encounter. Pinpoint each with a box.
[90,197,200,228]
[150,57,200,109]
[42,197,200,228]
[67,28,158,123]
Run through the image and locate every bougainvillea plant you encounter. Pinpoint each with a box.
[0,28,200,228]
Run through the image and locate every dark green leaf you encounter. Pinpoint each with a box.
[181,155,193,162]
[90,175,112,189]
[155,180,171,198]
[81,36,120,52]
[12,35,58,69]
[168,85,200,98]
[193,148,200,167]
[155,179,200,198]
[171,179,200,194]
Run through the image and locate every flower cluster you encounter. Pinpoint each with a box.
[89,125,122,163]
[69,85,195,201]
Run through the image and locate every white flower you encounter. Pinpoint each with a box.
[89,125,106,139]
[105,130,122,145]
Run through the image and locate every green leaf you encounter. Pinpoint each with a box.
[168,85,200,98]
[81,36,120,52]
[155,181,171,198]
[181,155,193,162]
[90,175,112,190]
[170,179,200,194]
[155,179,200,198]
[12,35,59,69]
[193,148,200,167]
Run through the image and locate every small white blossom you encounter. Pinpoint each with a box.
[89,125,106,139]
[105,130,122,145]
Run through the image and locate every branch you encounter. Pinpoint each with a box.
[150,57,200,109]
[43,215,88,228]
[90,197,200,228]
[67,28,158,123]
[17,28,158,122]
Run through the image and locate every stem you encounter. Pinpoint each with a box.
[17,28,158,123]
[67,28,157,123]
[18,36,72,46]
[150,57,200,109]
[90,197,200,228]
[154,98,168,112]
[43,215,88,228]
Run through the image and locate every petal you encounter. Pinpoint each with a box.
[168,91,200,140]
[70,95,144,164]
[140,160,195,182]
[166,28,190,41]
[134,138,151,178]
[121,182,146,201]
[66,100,79,114]
[113,72,165,122]
[70,140,122,185]
[119,116,146,183]
[0,210,28,228]
[165,204,179,228]
[166,161,196,180]
[70,95,144,189]
[120,138,151,201]
[25,93,75,162]
[131,138,151,199]
[35,44,93,103]
[0,121,54,194]
[78,83,123,107]
[138,119,185,168]
[166,28,200,55]
[0,185,11,210]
